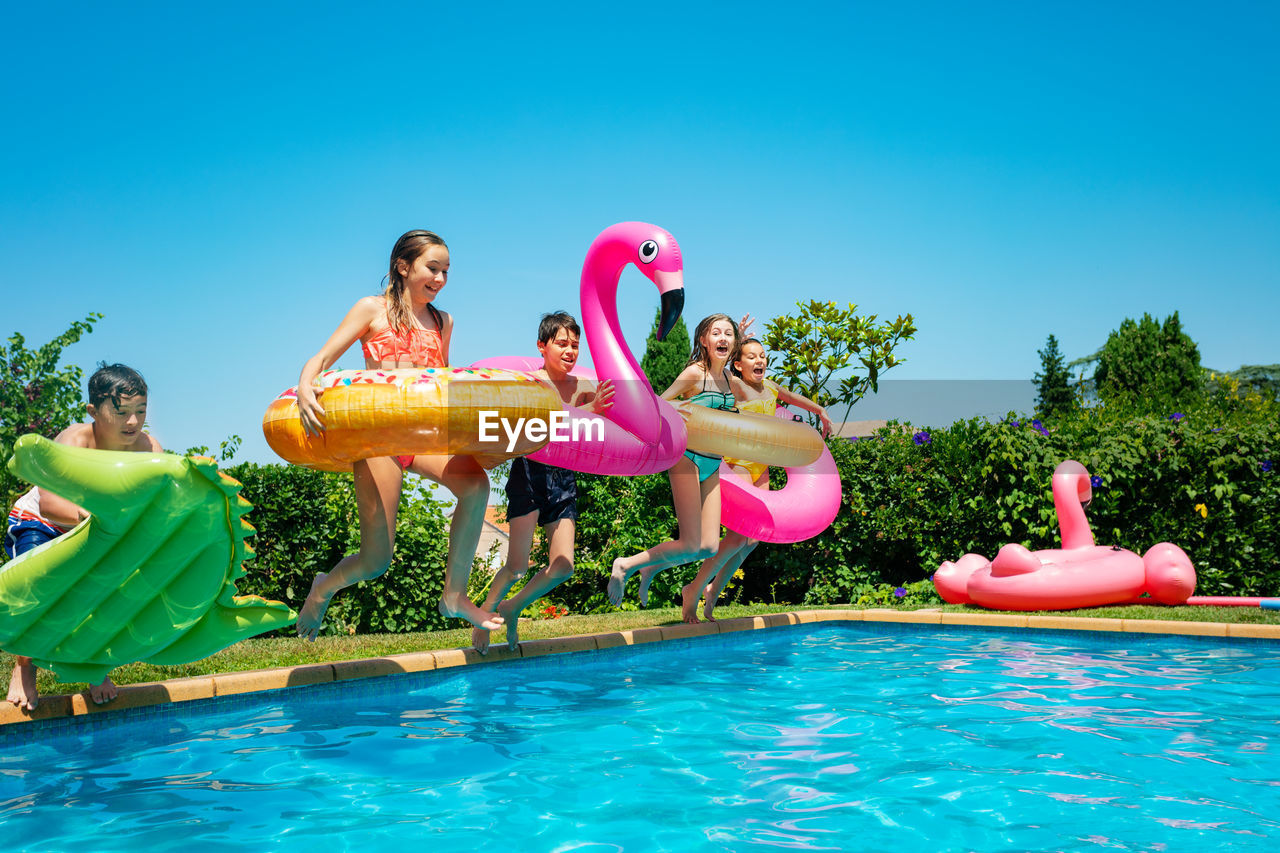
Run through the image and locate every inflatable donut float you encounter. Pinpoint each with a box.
[682,404,824,468]
[263,367,563,472]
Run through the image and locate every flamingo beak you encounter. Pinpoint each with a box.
[657,288,685,341]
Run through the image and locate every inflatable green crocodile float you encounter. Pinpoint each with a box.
[1,434,296,684]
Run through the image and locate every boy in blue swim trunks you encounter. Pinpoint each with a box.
[4,363,162,712]
[472,312,613,653]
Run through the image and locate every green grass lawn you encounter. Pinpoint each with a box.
[4,600,1279,699]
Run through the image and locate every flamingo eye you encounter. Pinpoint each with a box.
[638,240,659,264]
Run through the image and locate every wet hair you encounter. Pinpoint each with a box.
[686,314,740,371]
[538,311,581,344]
[88,363,147,410]
[730,337,765,377]
[385,229,448,333]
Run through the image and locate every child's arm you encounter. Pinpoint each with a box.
[438,309,454,364]
[297,297,380,435]
[776,383,834,437]
[581,378,615,414]
[33,425,94,527]
[660,366,704,402]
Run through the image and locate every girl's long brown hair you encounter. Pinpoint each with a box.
[385,229,448,332]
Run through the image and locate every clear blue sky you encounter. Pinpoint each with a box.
[3,1,1276,465]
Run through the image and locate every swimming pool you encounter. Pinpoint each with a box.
[3,623,1278,851]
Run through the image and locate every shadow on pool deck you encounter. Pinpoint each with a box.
[5,609,1280,727]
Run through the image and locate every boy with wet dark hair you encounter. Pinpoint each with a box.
[4,362,162,713]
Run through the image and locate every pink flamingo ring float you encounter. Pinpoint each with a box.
[718,404,842,544]
[472,221,687,476]
[933,460,1197,610]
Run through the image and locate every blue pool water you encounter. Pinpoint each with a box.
[3,623,1279,851]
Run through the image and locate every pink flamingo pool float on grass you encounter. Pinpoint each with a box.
[934,460,1196,610]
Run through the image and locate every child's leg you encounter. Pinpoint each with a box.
[497,518,576,649]
[682,529,747,623]
[704,537,758,620]
[297,457,403,641]
[608,458,718,605]
[642,474,721,607]
[411,454,503,630]
[6,656,37,711]
[472,509,537,652]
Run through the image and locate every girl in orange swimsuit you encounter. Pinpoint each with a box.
[293,229,503,638]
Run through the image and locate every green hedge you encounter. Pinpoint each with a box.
[747,389,1279,604]
[225,463,452,635]
[537,385,1278,613]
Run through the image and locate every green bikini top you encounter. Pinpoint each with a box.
[688,370,736,411]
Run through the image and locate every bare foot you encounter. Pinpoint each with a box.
[498,601,520,650]
[702,584,718,622]
[680,583,701,623]
[6,659,38,712]
[89,675,118,705]
[637,567,659,608]
[296,572,332,642]
[607,558,628,606]
[471,625,491,655]
[439,594,504,630]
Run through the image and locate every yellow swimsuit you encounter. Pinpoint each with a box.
[723,379,780,482]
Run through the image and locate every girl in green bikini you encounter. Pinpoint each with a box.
[608,313,747,607]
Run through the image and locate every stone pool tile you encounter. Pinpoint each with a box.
[759,612,800,628]
[1225,623,1280,639]
[521,635,599,658]
[793,609,861,624]
[862,609,943,624]
[1025,616,1126,632]
[940,611,1030,629]
[383,651,439,673]
[0,692,74,726]
[1122,619,1227,637]
[714,616,761,634]
[431,645,518,669]
[600,627,665,648]
[332,658,412,681]
[71,677,217,716]
[660,622,721,641]
[213,663,334,696]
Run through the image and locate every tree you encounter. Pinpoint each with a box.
[1094,312,1202,411]
[1,313,102,510]
[639,306,690,394]
[761,300,916,426]
[1033,334,1076,418]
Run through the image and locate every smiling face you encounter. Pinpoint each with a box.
[538,326,580,377]
[701,319,737,366]
[87,394,148,450]
[734,340,767,384]
[397,244,450,304]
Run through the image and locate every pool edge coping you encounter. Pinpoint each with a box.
[5,608,1279,728]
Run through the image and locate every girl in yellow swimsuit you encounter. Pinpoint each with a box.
[293,229,503,638]
[608,313,747,607]
[680,337,833,623]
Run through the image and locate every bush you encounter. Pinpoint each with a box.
[226,462,453,635]
[739,384,1279,602]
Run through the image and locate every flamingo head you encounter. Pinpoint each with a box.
[594,221,685,340]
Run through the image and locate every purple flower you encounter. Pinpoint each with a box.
[1036,426,1050,437]
[1169,412,1185,421]
[1090,475,1102,488]
[1010,419,1021,428]
[1211,428,1222,433]
[1263,461,1274,473]
[913,430,931,446]
[893,587,907,598]
[1031,419,1043,430]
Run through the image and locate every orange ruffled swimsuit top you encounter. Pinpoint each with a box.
[361,324,445,368]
